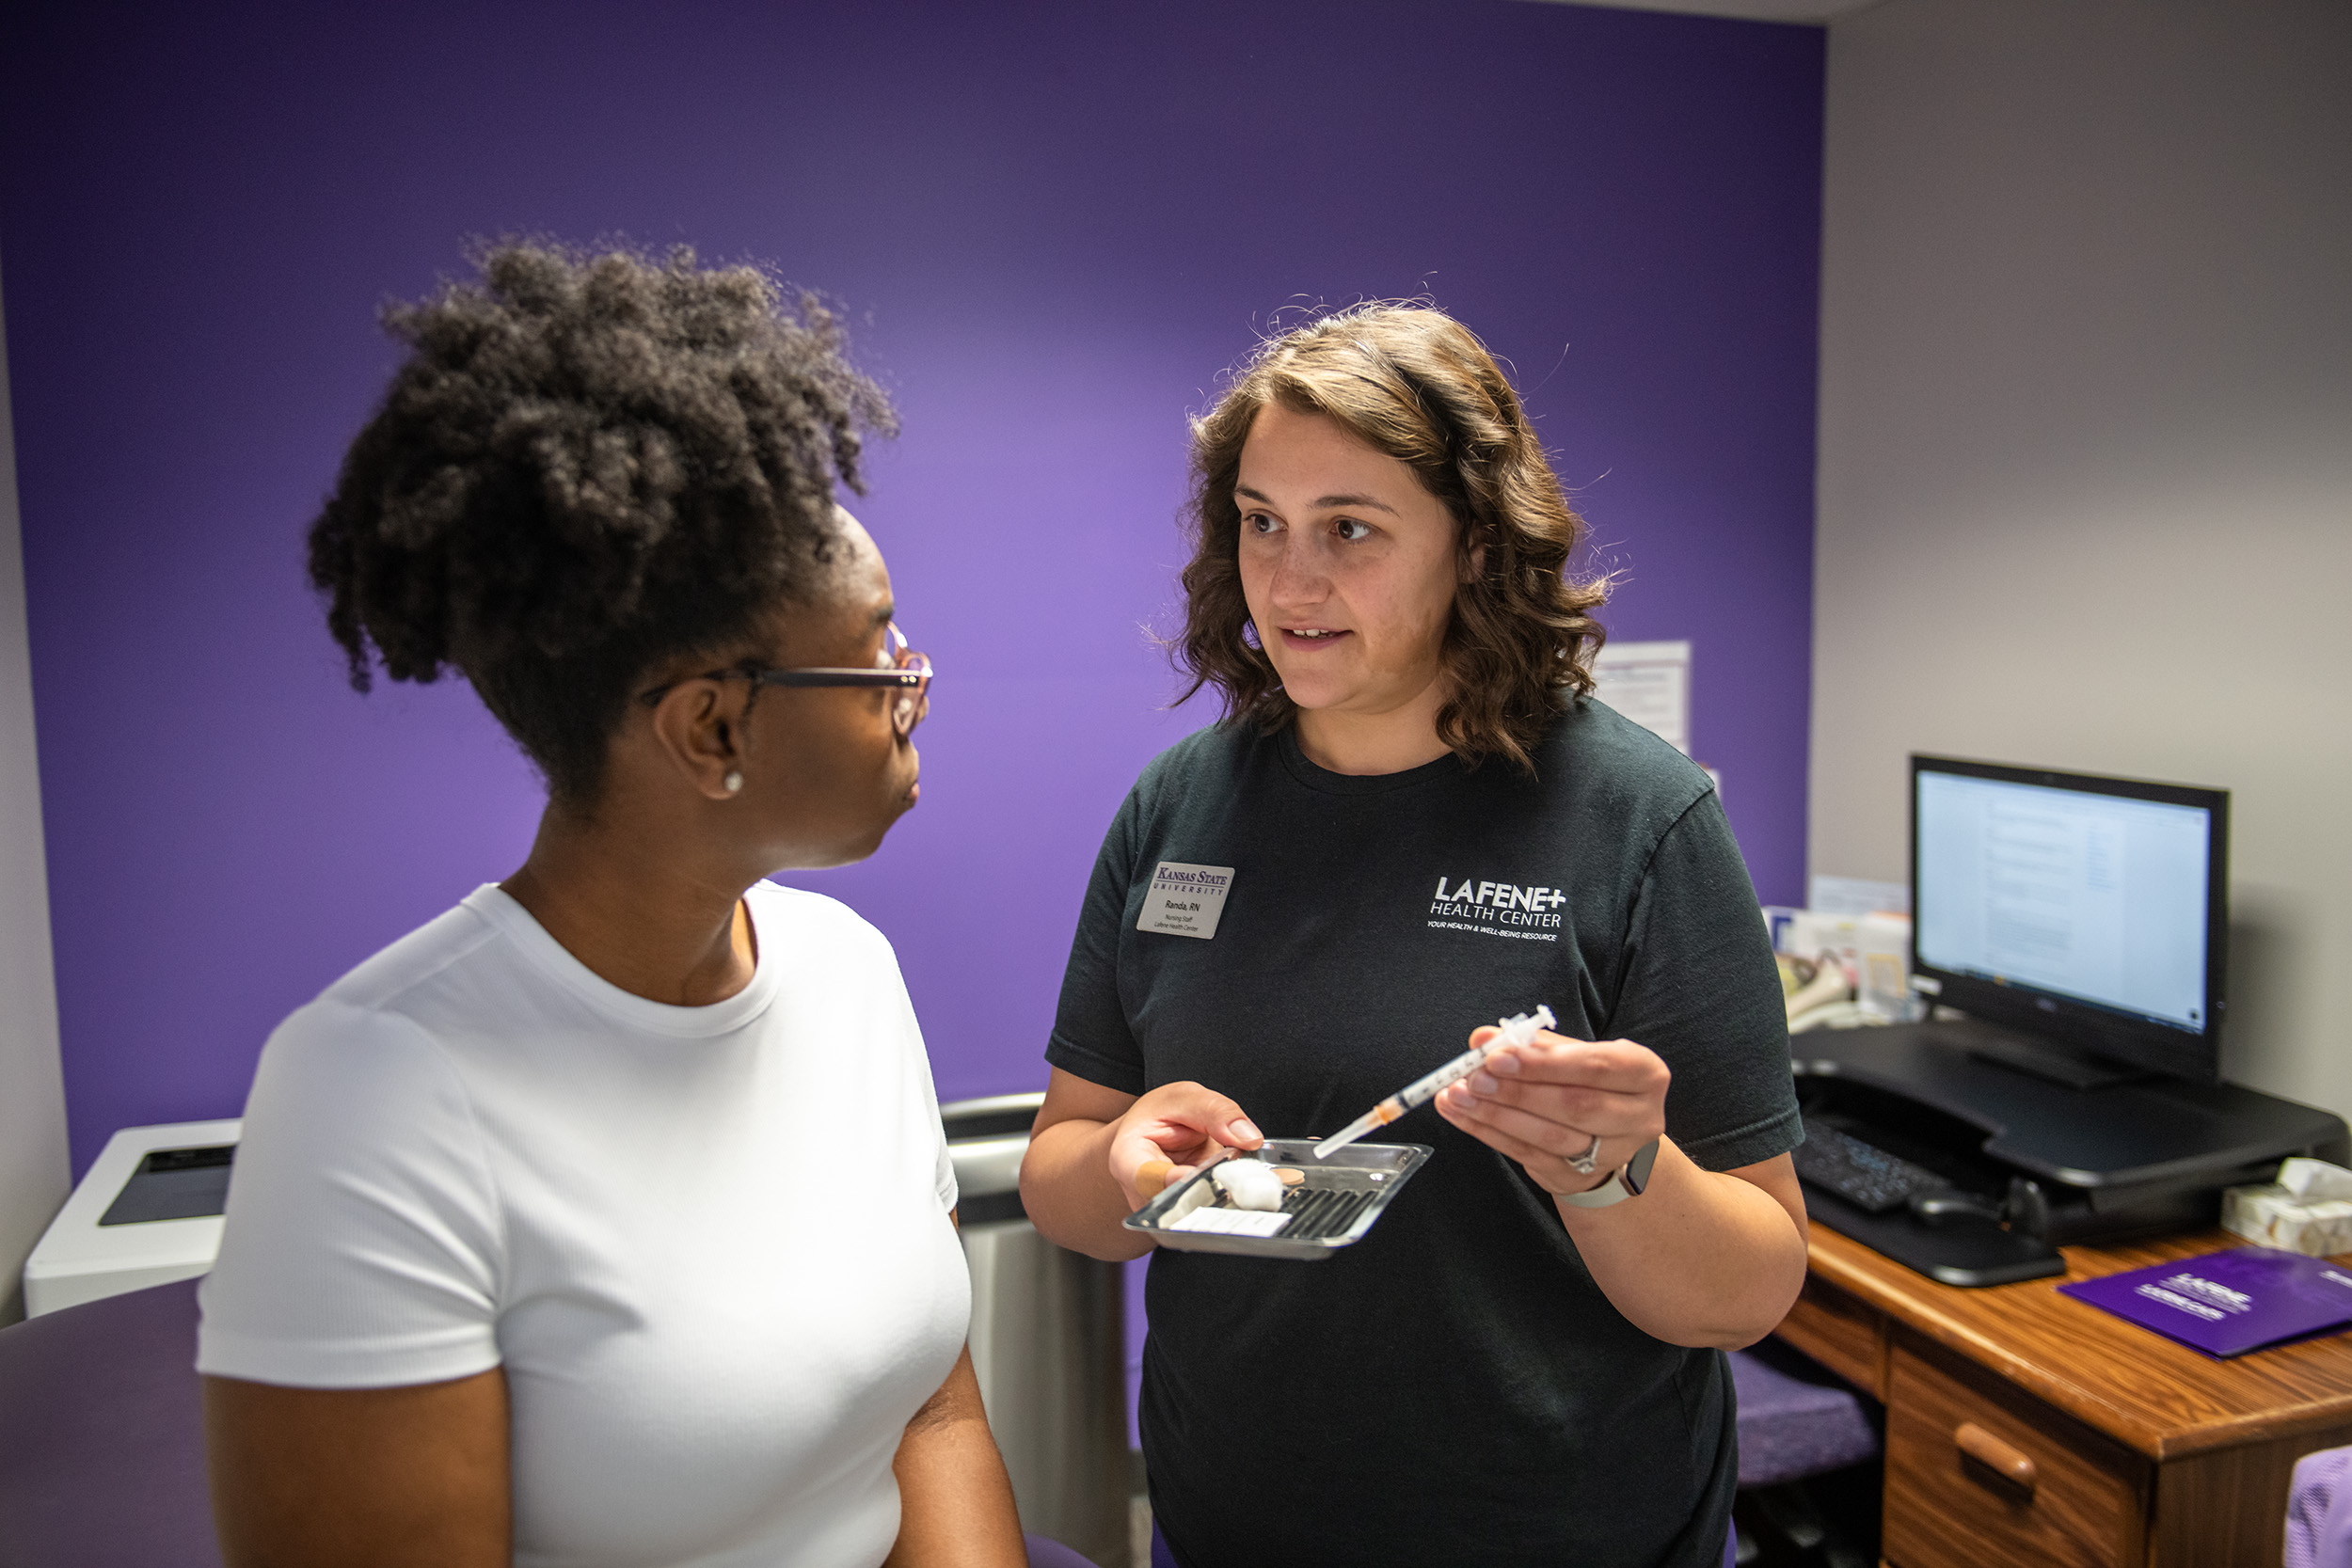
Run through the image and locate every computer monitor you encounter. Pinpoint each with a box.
[1910,755,2228,1086]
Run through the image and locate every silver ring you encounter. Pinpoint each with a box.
[1566,1132,1604,1175]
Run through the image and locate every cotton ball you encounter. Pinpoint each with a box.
[1213,1161,1287,1212]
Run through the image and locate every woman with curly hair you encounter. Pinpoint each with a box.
[198,244,1033,1568]
[1021,306,1806,1568]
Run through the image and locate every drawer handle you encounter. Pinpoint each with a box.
[1955,1421,2038,1492]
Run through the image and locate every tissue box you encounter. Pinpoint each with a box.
[2222,1184,2352,1258]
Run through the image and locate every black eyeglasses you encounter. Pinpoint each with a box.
[637,623,934,736]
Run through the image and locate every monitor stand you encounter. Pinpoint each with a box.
[1963,1032,2162,1092]
[1792,1019,2351,1284]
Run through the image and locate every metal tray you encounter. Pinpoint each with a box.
[1121,1138,1432,1260]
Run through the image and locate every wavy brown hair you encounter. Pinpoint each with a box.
[1174,304,1609,774]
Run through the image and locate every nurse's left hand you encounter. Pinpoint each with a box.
[1433,1025,1670,1197]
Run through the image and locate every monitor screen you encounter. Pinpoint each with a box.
[1911,757,2227,1080]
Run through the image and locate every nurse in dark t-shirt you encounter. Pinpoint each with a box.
[1018,305,1808,1568]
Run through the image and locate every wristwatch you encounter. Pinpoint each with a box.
[1557,1137,1661,1209]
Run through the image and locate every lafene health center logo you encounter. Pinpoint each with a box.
[1427,876,1563,942]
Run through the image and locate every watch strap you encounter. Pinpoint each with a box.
[1557,1137,1661,1209]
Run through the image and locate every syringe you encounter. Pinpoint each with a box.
[1312,1005,1557,1160]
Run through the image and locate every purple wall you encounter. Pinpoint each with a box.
[1,0,1820,1178]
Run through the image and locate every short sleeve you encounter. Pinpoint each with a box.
[1044,788,1148,1096]
[197,1001,506,1388]
[935,1138,959,1213]
[895,965,957,1214]
[1605,790,1802,1172]
[849,907,959,1215]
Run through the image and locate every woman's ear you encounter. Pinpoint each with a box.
[646,680,750,802]
[1461,524,1489,585]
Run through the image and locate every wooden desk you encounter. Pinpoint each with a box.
[1776,1225,2352,1567]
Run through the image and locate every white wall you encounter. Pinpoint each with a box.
[1813,0,2352,1116]
[0,254,70,1323]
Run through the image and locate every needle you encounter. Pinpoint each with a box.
[1312,1005,1556,1160]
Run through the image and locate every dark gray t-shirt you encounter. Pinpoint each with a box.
[1047,700,1801,1568]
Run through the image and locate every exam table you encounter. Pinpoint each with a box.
[0,1278,1101,1567]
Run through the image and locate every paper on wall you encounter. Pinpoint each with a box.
[1591,640,1691,754]
[1809,876,1909,917]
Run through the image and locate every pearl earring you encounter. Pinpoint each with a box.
[723,769,744,795]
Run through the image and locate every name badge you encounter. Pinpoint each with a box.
[1136,862,1235,941]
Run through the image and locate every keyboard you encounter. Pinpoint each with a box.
[1794,1117,1950,1214]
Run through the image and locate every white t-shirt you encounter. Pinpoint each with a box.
[199,881,970,1568]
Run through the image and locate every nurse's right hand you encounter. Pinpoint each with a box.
[1024,1069,1265,1259]
[1109,1084,1263,1212]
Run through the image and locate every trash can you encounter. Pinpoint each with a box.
[945,1091,1129,1568]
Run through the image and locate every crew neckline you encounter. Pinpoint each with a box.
[1274,725,1466,797]
[463,883,785,1038]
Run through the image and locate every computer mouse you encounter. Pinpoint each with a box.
[1908,1191,2006,1227]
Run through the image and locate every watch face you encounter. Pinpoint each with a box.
[1624,1137,1661,1196]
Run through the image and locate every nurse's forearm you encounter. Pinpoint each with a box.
[1022,1117,1156,1262]
[1555,1141,1807,1350]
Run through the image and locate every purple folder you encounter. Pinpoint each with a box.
[2059,1246,2352,1358]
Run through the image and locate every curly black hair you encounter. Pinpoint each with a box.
[307,241,896,805]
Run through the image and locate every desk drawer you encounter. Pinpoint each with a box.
[1776,1275,1887,1399]
[1883,1338,2146,1568]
